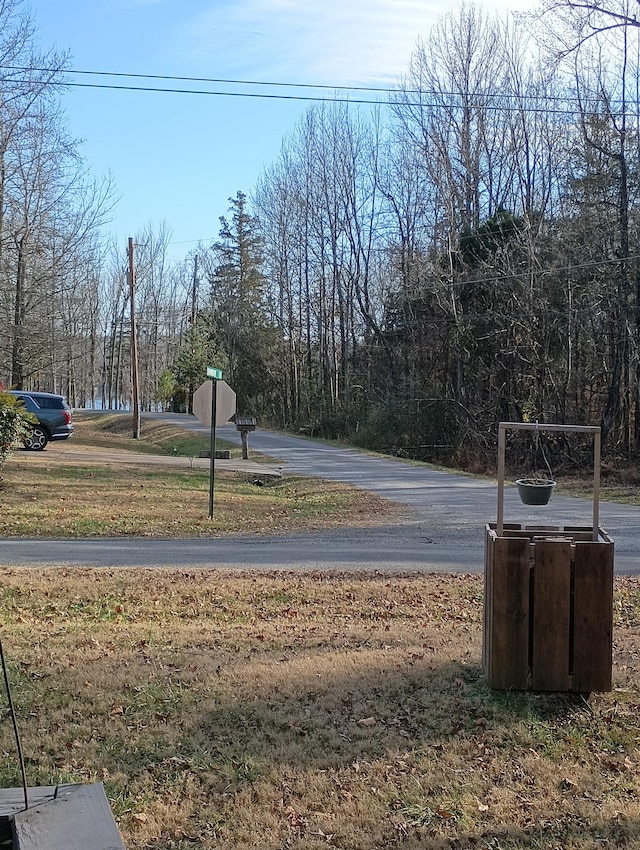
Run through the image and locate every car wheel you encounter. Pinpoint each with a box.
[23,427,49,451]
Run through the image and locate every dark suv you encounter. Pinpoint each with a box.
[10,390,74,450]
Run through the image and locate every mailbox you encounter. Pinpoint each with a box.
[235,417,257,432]
[235,417,257,459]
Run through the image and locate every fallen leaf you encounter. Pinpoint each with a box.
[436,807,455,819]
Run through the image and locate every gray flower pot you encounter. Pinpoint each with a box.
[515,478,556,505]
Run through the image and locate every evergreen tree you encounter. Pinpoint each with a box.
[207,192,279,417]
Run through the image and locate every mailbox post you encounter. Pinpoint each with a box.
[235,417,257,459]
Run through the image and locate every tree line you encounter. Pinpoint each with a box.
[3,0,640,469]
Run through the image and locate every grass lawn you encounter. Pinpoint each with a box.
[0,569,637,849]
[0,413,400,537]
[0,414,639,848]
[51,411,232,458]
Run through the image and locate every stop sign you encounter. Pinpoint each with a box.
[192,380,236,427]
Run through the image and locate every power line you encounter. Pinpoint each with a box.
[0,65,635,116]
[407,252,640,291]
[0,74,609,116]
[2,64,636,264]
[0,76,388,106]
[3,65,401,95]
[165,243,640,287]
[2,64,630,106]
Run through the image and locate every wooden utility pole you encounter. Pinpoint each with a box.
[128,237,141,439]
[187,254,199,414]
[191,254,198,325]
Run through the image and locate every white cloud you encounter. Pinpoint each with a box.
[174,0,535,88]
[176,0,446,85]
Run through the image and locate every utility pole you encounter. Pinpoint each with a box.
[187,254,199,414]
[128,237,141,439]
[191,254,199,325]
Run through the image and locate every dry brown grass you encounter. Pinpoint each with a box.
[0,462,396,537]
[0,411,400,537]
[0,568,637,849]
[59,411,226,458]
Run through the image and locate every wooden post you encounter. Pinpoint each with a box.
[128,237,141,439]
[0,783,126,850]
[593,429,601,540]
[497,424,506,537]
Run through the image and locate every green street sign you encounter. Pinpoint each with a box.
[206,366,223,380]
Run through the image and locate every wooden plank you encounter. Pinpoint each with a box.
[483,527,494,673]
[497,427,505,536]
[486,535,530,689]
[531,540,572,691]
[563,526,610,537]
[593,430,601,538]
[573,541,614,692]
[483,529,496,682]
[12,783,125,850]
[499,422,600,434]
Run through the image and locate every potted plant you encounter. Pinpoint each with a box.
[515,477,556,505]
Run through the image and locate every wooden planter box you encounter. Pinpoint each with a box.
[483,523,614,692]
[484,423,614,692]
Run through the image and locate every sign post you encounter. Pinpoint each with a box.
[206,367,223,518]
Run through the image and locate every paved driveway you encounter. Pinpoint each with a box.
[210,418,640,575]
[4,413,637,574]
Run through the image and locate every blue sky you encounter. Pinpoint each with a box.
[25,0,531,261]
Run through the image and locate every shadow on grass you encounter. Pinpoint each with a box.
[165,658,636,846]
[9,644,636,848]
[447,818,640,849]
[185,657,603,773]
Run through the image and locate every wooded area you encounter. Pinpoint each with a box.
[2,0,640,468]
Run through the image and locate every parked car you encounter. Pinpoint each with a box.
[10,390,74,450]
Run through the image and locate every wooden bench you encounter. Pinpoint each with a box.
[0,783,125,849]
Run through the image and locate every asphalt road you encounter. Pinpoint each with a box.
[3,412,640,574]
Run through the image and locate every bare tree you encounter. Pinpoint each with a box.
[534,0,640,449]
